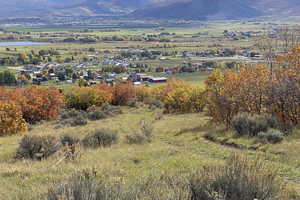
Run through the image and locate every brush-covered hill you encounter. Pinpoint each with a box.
[131,0,263,20]
[1,0,300,19]
[131,0,300,20]
[0,0,154,17]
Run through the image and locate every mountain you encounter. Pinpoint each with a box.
[131,0,300,20]
[1,0,300,19]
[131,0,263,20]
[250,0,300,16]
[0,0,155,18]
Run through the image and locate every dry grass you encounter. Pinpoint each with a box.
[0,107,299,199]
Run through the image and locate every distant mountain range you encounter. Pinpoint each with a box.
[0,0,154,17]
[131,0,263,20]
[1,0,300,20]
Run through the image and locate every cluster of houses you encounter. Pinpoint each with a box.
[102,56,147,67]
[223,30,261,40]
[183,50,262,59]
[19,62,167,86]
[102,49,160,67]
[129,73,167,85]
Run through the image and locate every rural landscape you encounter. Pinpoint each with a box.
[0,0,300,199]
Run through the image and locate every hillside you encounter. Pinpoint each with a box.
[0,0,154,17]
[252,0,300,16]
[131,0,263,20]
[0,106,300,199]
[1,0,300,19]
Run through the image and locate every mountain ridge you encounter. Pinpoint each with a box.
[1,0,300,20]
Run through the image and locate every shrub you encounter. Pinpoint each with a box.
[57,109,88,128]
[258,129,284,144]
[143,97,163,109]
[126,133,148,144]
[46,170,189,200]
[140,120,153,139]
[163,86,206,113]
[154,80,191,101]
[87,109,107,121]
[15,135,60,160]
[18,86,64,123]
[82,129,118,148]
[60,109,86,119]
[100,104,122,116]
[126,120,153,144]
[112,82,136,106]
[189,154,284,200]
[0,86,64,123]
[45,155,291,200]
[135,85,152,102]
[205,59,300,128]
[87,104,122,121]
[60,135,80,147]
[65,87,100,110]
[46,170,99,200]
[0,102,27,136]
[60,135,81,161]
[232,113,284,137]
[58,116,88,128]
[69,116,88,126]
[126,99,137,107]
[65,85,112,110]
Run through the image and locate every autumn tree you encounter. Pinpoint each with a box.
[0,102,27,136]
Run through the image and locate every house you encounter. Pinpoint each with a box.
[149,77,167,83]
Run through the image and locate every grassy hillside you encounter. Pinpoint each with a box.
[0,107,299,199]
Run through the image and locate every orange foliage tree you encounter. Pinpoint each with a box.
[0,86,64,123]
[151,80,206,113]
[0,101,27,136]
[206,45,300,127]
[112,82,136,106]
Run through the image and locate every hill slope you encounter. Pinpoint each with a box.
[0,0,154,17]
[131,0,263,20]
[1,0,300,19]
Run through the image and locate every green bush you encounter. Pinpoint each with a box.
[60,109,87,119]
[126,133,148,144]
[82,129,118,148]
[189,154,283,200]
[87,109,107,121]
[126,120,153,145]
[232,113,285,137]
[140,120,153,139]
[46,170,99,200]
[46,170,189,200]
[258,129,284,144]
[60,135,80,147]
[143,97,163,109]
[57,109,88,128]
[87,105,122,121]
[15,135,60,160]
[45,155,292,200]
[100,104,122,116]
[69,116,88,126]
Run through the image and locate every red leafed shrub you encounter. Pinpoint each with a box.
[19,86,64,123]
[0,101,27,136]
[0,86,64,123]
[112,82,136,106]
